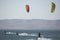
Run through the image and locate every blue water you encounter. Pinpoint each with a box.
[0,30,60,40]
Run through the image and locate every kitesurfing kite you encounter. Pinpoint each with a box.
[51,2,56,13]
[25,5,30,13]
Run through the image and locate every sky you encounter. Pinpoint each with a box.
[0,0,60,30]
[0,0,60,20]
[0,19,60,30]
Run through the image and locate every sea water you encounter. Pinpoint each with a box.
[0,30,60,40]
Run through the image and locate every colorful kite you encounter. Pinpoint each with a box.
[25,5,30,13]
[51,2,56,13]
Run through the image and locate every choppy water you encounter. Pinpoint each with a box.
[0,30,60,40]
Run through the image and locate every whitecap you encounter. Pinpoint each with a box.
[38,38,52,40]
[18,33,37,36]
[6,32,16,34]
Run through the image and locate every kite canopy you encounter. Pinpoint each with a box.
[51,2,56,13]
[25,5,30,13]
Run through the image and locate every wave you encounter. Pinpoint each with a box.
[18,33,37,36]
[38,38,52,40]
[5,32,37,36]
[26,38,52,40]
[5,32,16,34]
[5,32,44,37]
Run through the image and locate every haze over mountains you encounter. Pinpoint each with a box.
[0,19,60,30]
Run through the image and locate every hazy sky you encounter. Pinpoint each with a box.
[0,0,60,20]
[0,19,60,30]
